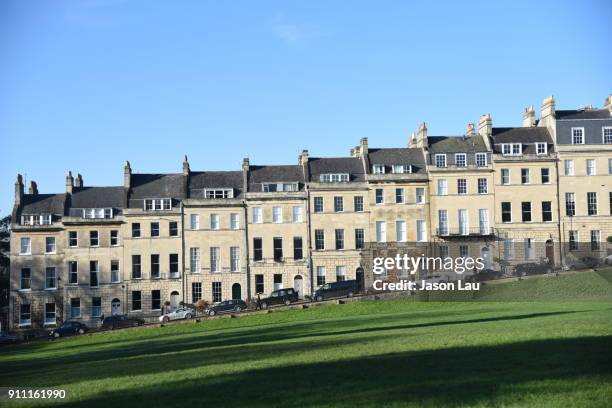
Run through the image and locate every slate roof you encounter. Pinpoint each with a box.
[427,135,488,153]
[367,148,426,174]
[189,171,244,198]
[307,157,365,182]
[556,109,610,120]
[129,173,186,199]
[248,165,305,192]
[491,127,554,154]
[20,194,66,215]
[70,187,125,209]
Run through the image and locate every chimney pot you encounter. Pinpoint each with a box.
[75,173,83,188]
[183,155,190,175]
[124,161,132,189]
[28,181,38,195]
[66,170,74,194]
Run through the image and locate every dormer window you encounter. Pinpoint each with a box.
[475,153,487,167]
[144,198,172,211]
[536,143,547,155]
[571,127,584,144]
[455,154,467,167]
[20,214,52,226]
[320,173,349,183]
[83,208,113,219]
[262,183,298,192]
[373,165,385,174]
[434,154,447,168]
[204,189,234,199]
[501,143,522,156]
[392,165,412,174]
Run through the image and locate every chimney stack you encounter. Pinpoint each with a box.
[124,161,131,189]
[15,174,24,206]
[360,137,369,155]
[298,149,309,166]
[182,155,190,176]
[408,132,416,148]
[466,123,475,136]
[241,158,250,194]
[605,95,612,112]
[478,114,492,137]
[28,181,38,195]
[66,170,74,194]
[75,173,83,188]
[523,105,536,127]
[416,123,428,148]
[540,95,556,120]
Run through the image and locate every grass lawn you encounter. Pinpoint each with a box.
[1,270,612,407]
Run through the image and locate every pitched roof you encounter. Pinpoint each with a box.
[248,165,305,191]
[70,187,125,209]
[20,194,66,215]
[307,157,365,182]
[130,173,186,199]
[491,127,554,154]
[556,109,610,120]
[367,148,426,173]
[189,171,244,198]
[427,135,488,153]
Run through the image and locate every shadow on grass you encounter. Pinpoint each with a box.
[0,309,587,386]
[54,336,612,408]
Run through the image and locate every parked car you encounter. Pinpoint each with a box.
[0,332,18,345]
[100,315,145,330]
[206,299,248,316]
[475,268,504,282]
[313,280,358,302]
[260,288,299,309]
[48,321,89,338]
[515,263,553,276]
[566,257,599,270]
[159,307,195,323]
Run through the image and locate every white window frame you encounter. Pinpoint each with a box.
[571,127,585,145]
[438,210,449,236]
[396,220,407,242]
[20,237,31,255]
[210,213,220,230]
[392,164,412,174]
[190,247,201,273]
[45,237,56,254]
[45,267,57,289]
[478,209,489,235]
[416,187,425,204]
[564,159,574,176]
[272,206,283,223]
[230,246,240,272]
[320,173,349,182]
[454,153,467,167]
[252,207,262,224]
[210,247,220,273]
[536,142,547,155]
[416,220,426,242]
[375,221,386,243]
[458,209,469,235]
[204,189,233,199]
[501,143,522,156]
[230,213,240,230]
[475,153,487,167]
[44,302,56,325]
[373,164,385,174]
[434,154,447,168]
[336,265,346,282]
[478,178,488,194]
[437,179,448,196]
[586,159,596,176]
[144,198,172,211]
[292,206,303,223]
[521,168,530,184]
[457,179,467,195]
[19,304,31,326]
[603,127,612,144]
[111,260,120,283]
[190,214,200,230]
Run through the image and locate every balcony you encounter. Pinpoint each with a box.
[436,227,495,237]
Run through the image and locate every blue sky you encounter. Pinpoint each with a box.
[0,0,610,216]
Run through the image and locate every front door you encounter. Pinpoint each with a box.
[111,299,121,315]
[293,275,303,298]
[232,283,241,300]
[545,240,554,265]
[170,292,180,310]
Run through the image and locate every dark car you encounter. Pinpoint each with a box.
[0,332,18,345]
[100,314,145,330]
[313,280,358,302]
[260,288,299,309]
[48,321,88,339]
[515,263,553,276]
[207,299,248,316]
[472,269,504,282]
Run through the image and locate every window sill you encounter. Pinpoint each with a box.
[44,322,57,326]
[19,253,32,256]
[44,288,57,291]
[18,323,31,328]
[18,289,32,292]
[45,252,57,255]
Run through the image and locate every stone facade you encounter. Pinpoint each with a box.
[8,94,612,333]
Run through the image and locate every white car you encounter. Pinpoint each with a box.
[159,307,195,323]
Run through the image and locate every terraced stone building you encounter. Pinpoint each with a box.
[9,95,612,332]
